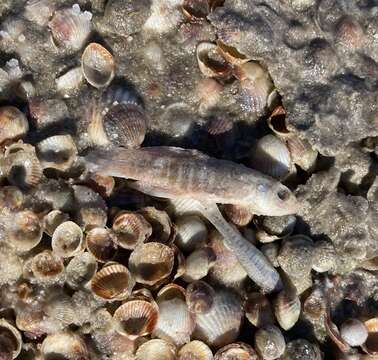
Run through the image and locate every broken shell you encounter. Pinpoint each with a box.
[250,135,292,180]
[31,250,65,282]
[56,66,84,96]
[91,262,135,300]
[340,319,368,347]
[0,106,29,145]
[81,42,115,88]
[49,5,92,52]
[129,242,175,286]
[43,209,69,237]
[113,298,159,339]
[216,40,249,66]
[312,240,337,273]
[182,247,216,282]
[8,210,43,252]
[286,136,318,172]
[51,221,84,258]
[255,325,286,360]
[178,340,213,360]
[245,292,275,328]
[0,319,22,360]
[135,339,176,360]
[154,284,196,346]
[112,211,152,250]
[175,215,208,252]
[36,135,78,171]
[194,289,244,348]
[222,204,253,227]
[40,331,89,359]
[66,252,98,289]
[186,280,215,314]
[196,42,231,78]
[86,227,117,262]
[214,342,258,360]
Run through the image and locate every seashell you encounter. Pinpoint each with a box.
[91,262,135,300]
[0,250,23,286]
[43,209,69,237]
[28,97,69,129]
[196,78,223,115]
[56,66,84,97]
[194,289,244,348]
[235,62,274,113]
[0,186,23,211]
[178,340,213,360]
[175,215,208,252]
[49,5,92,52]
[86,227,117,262]
[245,292,275,328]
[196,42,231,78]
[186,280,215,314]
[44,293,77,327]
[273,273,301,331]
[0,319,22,360]
[182,246,216,282]
[66,251,98,289]
[216,40,249,66]
[113,297,159,339]
[129,242,175,286]
[257,215,297,243]
[222,204,253,227]
[325,305,351,353]
[340,319,368,347]
[182,0,210,22]
[143,41,166,73]
[36,135,78,171]
[112,211,152,250]
[40,331,89,359]
[8,210,43,252]
[31,250,65,282]
[335,17,364,49]
[51,221,84,258]
[364,318,378,355]
[261,243,280,267]
[282,339,322,360]
[312,240,337,273]
[24,0,56,26]
[267,106,290,139]
[15,306,50,337]
[286,136,318,172]
[172,244,187,280]
[85,173,115,197]
[154,284,196,346]
[81,43,114,90]
[214,342,258,360]
[249,135,292,180]
[303,287,326,320]
[135,339,176,360]
[0,106,29,145]
[255,325,286,360]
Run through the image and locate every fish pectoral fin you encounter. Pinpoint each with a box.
[126,180,184,199]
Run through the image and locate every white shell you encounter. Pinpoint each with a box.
[56,67,84,97]
[182,247,215,282]
[51,221,84,258]
[178,340,213,360]
[340,319,368,347]
[136,339,176,360]
[175,215,208,252]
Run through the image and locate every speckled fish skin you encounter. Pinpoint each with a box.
[85,146,299,216]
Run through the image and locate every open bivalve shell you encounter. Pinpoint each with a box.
[0,319,22,360]
[196,42,231,78]
[135,339,176,360]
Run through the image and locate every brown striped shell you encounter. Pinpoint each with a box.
[0,106,29,145]
[86,227,117,262]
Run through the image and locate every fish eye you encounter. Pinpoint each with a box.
[277,188,290,201]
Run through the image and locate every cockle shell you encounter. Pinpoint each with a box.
[86,227,117,262]
[196,78,223,115]
[216,40,249,66]
[186,280,215,314]
[175,215,208,252]
[312,240,337,273]
[56,66,84,97]
[0,319,22,360]
[222,204,253,227]
[178,340,213,360]
[81,42,115,88]
[51,221,84,258]
[28,97,69,129]
[135,339,176,360]
[66,252,98,289]
[196,42,231,78]
[43,209,69,237]
[281,339,322,360]
[0,106,29,145]
[340,319,368,347]
[286,136,318,172]
[214,342,258,360]
[245,292,275,328]
[255,325,286,360]
[31,250,65,282]
[182,247,216,282]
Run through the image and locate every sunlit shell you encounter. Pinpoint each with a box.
[24,0,56,26]
[222,204,253,227]
[15,306,50,337]
[31,250,65,281]
[66,252,98,289]
[43,209,69,237]
[249,135,292,180]
[196,42,231,78]
[91,263,135,301]
[86,227,117,262]
[186,280,215,314]
[49,5,92,52]
[56,66,84,97]
[36,135,78,171]
[51,221,84,258]
[28,97,69,129]
[340,319,368,347]
[112,211,152,250]
[245,292,275,328]
[41,331,89,359]
[0,106,29,145]
[255,325,286,360]
[178,340,213,360]
[135,339,176,360]
[286,136,318,172]
[0,319,22,360]
[0,186,23,211]
[194,289,244,348]
[214,342,258,360]
[129,242,175,286]
[182,247,216,282]
[154,284,196,346]
[8,210,43,252]
[113,298,159,339]
[175,215,208,252]
[216,40,249,65]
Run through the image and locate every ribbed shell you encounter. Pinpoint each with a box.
[91,263,135,300]
[216,40,249,66]
[175,215,208,252]
[56,67,84,96]
[193,290,244,348]
[205,116,233,136]
[31,250,65,280]
[186,280,215,314]
[24,0,56,26]
[245,292,275,328]
[51,221,84,258]
[196,42,230,78]
[0,319,22,360]
[135,339,176,360]
[182,247,216,282]
[178,340,213,360]
[255,325,286,360]
[0,106,29,145]
[214,342,258,360]
[286,136,318,172]
[112,211,152,250]
[129,242,174,286]
[66,252,98,289]
[86,227,117,262]
[222,204,253,227]
[113,299,159,339]
[43,210,69,237]
[82,43,115,88]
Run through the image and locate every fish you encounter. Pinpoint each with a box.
[85,146,300,292]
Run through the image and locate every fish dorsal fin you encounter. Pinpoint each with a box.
[140,146,211,160]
